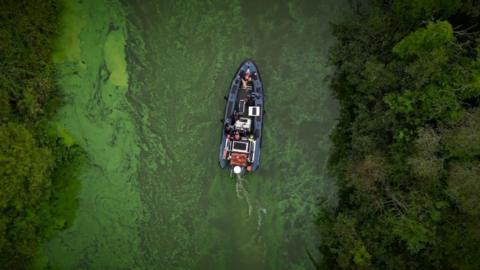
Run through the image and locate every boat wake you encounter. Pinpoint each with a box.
[235,174,253,216]
[257,207,267,231]
[234,174,268,264]
[235,175,267,232]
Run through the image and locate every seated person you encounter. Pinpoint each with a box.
[225,122,234,133]
[241,68,252,89]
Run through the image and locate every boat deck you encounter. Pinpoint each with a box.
[219,59,263,172]
[235,84,253,116]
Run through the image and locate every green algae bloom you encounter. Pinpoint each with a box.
[46,0,349,268]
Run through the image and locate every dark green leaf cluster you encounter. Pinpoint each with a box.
[320,1,480,269]
[0,1,82,269]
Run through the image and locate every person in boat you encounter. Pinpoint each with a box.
[241,68,252,90]
[233,111,240,121]
[234,131,240,140]
[225,122,233,133]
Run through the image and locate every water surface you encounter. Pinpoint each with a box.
[47,0,350,269]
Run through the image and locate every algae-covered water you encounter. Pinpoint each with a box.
[47,0,350,269]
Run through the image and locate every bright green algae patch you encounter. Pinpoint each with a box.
[104,31,129,87]
[46,0,143,268]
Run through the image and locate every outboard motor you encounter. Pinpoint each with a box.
[233,166,243,175]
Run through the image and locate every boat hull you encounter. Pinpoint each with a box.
[219,60,264,172]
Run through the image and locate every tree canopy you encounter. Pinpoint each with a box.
[0,0,83,268]
[320,0,480,269]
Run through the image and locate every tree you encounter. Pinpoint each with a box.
[0,123,53,266]
[446,161,480,216]
[441,109,480,160]
[393,21,454,58]
[408,127,444,186]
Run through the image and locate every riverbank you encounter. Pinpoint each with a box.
[0,0,85,268]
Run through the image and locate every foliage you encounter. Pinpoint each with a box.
[393,21,454,58]
[447,161,480,216]
[0,0,82,269]
[441,109,480,159]
[320,0,480,269]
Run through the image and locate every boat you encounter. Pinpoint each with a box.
[219,59,264,175]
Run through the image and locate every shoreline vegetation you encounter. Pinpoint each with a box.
[0,0,83,269]
[320,0,480,269]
